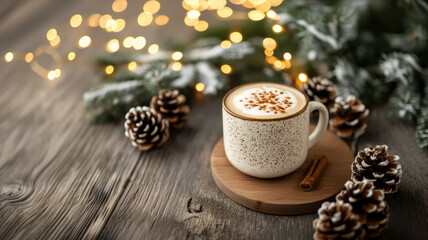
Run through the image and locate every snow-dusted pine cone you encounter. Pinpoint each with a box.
[352,145,402,193]
[150,89,190,129]
[313,201,365,240]
[124,106,170,151]
[303,77,337,109]
[336,180,389,239]
[329,96,369,138]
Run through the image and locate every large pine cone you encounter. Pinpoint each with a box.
[330,96,369,138]
[124,106,170,151]
[336,180,389,239]
[313,201,365,240]
[303,77,337,109]
[352,145,402,193]
[150,89,190,129]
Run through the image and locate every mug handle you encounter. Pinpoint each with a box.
[308,101,329,148]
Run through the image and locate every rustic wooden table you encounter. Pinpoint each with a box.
[1,0,427,239]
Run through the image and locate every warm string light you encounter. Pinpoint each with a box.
[2,0,289,84]
[195,82,205,92]
[298,73,308,82]
[220,64,232,74]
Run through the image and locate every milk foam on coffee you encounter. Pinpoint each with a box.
[225,83,307,119]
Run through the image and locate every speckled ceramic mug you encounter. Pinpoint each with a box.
[222,82,329,178]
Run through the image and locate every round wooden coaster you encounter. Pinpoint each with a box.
[210,126,354,215]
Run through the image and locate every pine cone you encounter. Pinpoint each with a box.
[329,96,369,138]
[352,145,402,193]
[365,204,390,238]
[150,89,190,129]
[303,77,337,109]
[336,180,389,239]
[313,201,365,240]
[124,106,170,151]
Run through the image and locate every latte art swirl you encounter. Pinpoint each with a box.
[224,83,307,120]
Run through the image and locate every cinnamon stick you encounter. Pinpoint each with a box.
[299,156,328,191]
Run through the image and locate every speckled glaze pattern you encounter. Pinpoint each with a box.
[222,107,308,178]
[222,100,329,178]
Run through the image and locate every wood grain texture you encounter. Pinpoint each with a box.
[0,0,427,239]
[211,129,354,215]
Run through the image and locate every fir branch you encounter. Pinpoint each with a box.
[388,88,421,122]
[416,108,428,149]
[379,53,422,85]
[83,80,154,123]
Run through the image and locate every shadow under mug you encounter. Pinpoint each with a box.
[222,82,329,178]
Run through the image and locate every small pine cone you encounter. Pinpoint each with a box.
[303,77,337,109]
[365,204,390,238]
[352,145,402,193]
[329,96,369,138]
[336,180,387,216]
[124,106,170,151]
[150,89,190,129]
[313,201,365,240]
[336,180,389,238]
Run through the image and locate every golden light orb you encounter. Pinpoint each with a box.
[270,0,284,7]
[194,20,208,32]
[254,1,271,12]
[283,52,292,60]
[220,40,232,49]
[148,44,159,54]
[184,16,199,26]
[155,15,169,25]
[272,24,283,33]
[133,36,146,50]
[171,62,183,71]
[123,36,135,48]
[262,37,277,50]
[248,10,265,21]
[137,12,153,26]
[230,32,243,43]
[298,73,308,82]
[68,52,76,61]
[54,68,61,78]
[105,65,114,75]
[88,14,101,27]
[48,71,56,80]
[171,51,183,61]
[195,82,205,92]
[264,49,274,56]
[143,0,161,14]
[107,39,120,53]
[217,7,233,18]
[128,61,138,71]
[99,14,112,28]
[187,10,200,19]
[78,36,91,48]
[70,14,83,28]
[266,10,277,19]
[112,0,128,12]
[50,35,61,47]
[220,64,232,74]
[114,19,126,32]
[46,28,57,41]
[25,53,33,63]
[4,52,13,62]
[208,0,226,9]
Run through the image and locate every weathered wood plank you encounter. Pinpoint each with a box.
[0,1,143,239]
[98,100,428,240]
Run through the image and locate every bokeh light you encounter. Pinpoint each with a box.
[230,32,243,43]
[220,64,232,74]
[70,14,83,28]
[78,36,91,48]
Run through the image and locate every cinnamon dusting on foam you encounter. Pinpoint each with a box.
[225,83,307,120]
